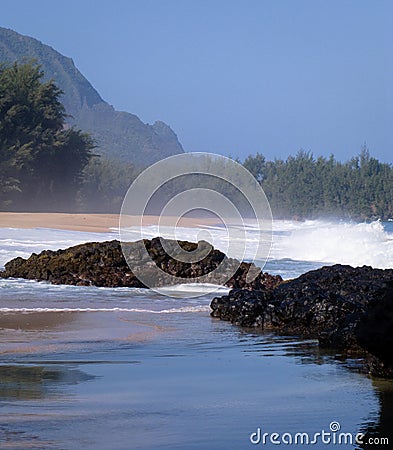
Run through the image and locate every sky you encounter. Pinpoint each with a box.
[1,0,392,163]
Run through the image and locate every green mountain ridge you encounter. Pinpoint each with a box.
[0,27,184,165]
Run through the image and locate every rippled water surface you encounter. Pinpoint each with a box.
[0,286,388,449]
[0,222,392,449]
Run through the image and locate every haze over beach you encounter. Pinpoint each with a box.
[0,1,393,449]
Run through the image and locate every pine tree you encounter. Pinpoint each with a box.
[0,62,95,211]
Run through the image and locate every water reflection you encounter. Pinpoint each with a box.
[0,321,390,449]
[238,329,393,448]
[239,330,337,365]
[0,364,95,401]
[0,364,95,448]
[358,380,393,449]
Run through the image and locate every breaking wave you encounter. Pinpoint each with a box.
[270,220,393,269]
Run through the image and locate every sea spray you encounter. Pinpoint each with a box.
[1,220,393,275]
[118,220,393,269]
[271,220,393,269]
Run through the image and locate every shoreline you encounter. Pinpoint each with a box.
[0,212,220,233]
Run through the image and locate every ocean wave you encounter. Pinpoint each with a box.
[157,283,230,294]
[0,305,211,314]
[270,220,393,269]
[0,227,116,267]
[0,278,229,296]
[1,220,392,274]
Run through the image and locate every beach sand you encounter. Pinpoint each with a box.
[0,212,220,233]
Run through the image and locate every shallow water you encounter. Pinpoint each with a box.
[0,287,389,449]
[0,322,382,449]
[0,221,392,448]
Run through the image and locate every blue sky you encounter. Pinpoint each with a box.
[1,0,392,162]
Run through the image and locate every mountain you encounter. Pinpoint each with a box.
[0,27,184,165]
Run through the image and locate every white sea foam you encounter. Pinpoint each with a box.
[270,220,393,269]
[119,223,267,262]
[118,220,393,269]
[1,220,392,274]
[0,305,210,314]
[0,227,117,268]
[157,283,230,295]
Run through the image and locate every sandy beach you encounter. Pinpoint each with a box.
[0,212,220,233]
[0,212,119,232]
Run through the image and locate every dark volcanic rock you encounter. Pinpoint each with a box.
[0,238,282,290]
[356,281,393,377]
[211,264,393,377]
[1,240,137,288]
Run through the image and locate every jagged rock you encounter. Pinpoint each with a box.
[211,264,393,378]
[0,238,282,290]
[356,281,393,377]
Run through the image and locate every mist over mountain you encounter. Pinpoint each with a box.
[0,27,184,165]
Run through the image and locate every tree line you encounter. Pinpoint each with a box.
[1,62,392,220]
[244,149,393,220]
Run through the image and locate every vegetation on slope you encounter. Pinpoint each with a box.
[0,27,184,165]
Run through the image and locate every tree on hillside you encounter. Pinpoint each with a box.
[0,62,95,211]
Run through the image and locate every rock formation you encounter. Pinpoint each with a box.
[211,264,393,377]
[0,238,282,290]
[3,238,391,377]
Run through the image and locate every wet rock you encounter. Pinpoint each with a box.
[0,238,282,290]
[356,281,393,377]
[211,264,393,377]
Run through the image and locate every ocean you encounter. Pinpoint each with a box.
[0,220,392,449]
